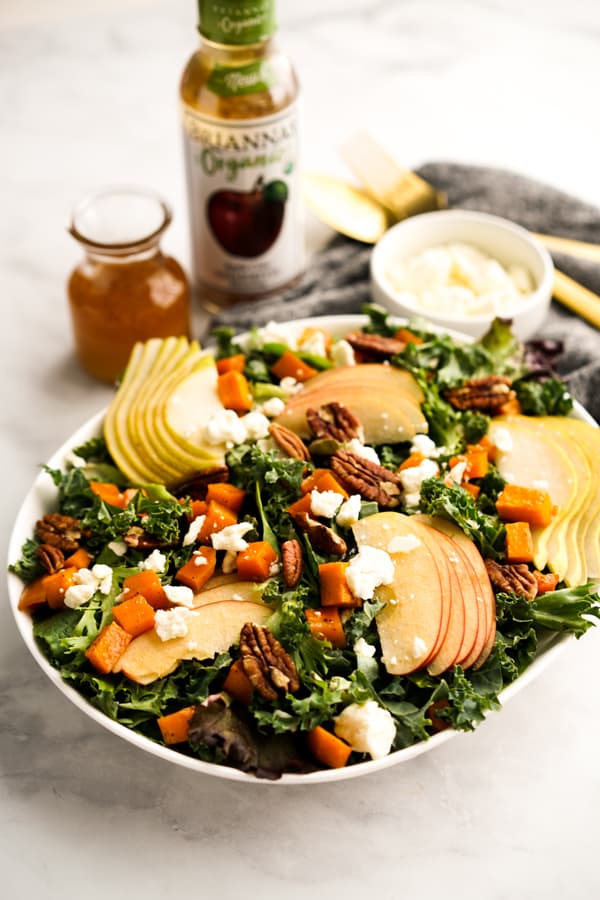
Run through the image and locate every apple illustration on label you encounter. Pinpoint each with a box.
[207,177,288,258]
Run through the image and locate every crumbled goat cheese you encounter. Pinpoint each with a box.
[183,515,206,547]
[163,585,194,608]
[310,489,344,519]
[64,564,113,609]
[329,339,355,368]
[449,460,468,484]
[193,552,208,566]
[210,522,254,552]
[387,534,421,554]
[410,434,438,458]
[142,549,167,572]
[64,583,96,609]
[398,458,439,496]
[345,545,394,600]
[345,438,379,464]
[204,409,247,447]
[334,701,396,760]
[107,540,128,557]
[259,396,286,417]
[258,321,299,351]
[298,330,327,358]
[154,607,192,641]
[279,376,304,395]
[241,411,271,441]
[353,637,376,658]
[336,494,362,529]
[204,409,271,447]
[92,565,113,594]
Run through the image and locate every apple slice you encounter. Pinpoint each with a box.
[351,512,444,675]
[416,515,494,670]
[415,526,467,675]
[192,579,264,608]
[114,599,271,685]
[274,364,427,444]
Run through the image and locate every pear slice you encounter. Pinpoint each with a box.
[104,339,168,484]
[352,511,445,675]
[103,337,226,489]
[533,417,599,584]
[143,351,224,478]
[550,417,600,579]
[114,599,271,685]
[489,416,587,584]
[128,336,191,483]
[162,358,226,454]
[274,364,426,444]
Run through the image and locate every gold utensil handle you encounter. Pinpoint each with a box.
[535,233,600,264]
[553,269,600,329]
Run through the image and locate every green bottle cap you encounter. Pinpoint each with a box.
[198,1,276,45]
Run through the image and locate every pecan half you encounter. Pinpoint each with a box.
[172,467,229,500]
[281,539,303,588]
[35,543,65,574]
[35,513,83,552]
[330,449,403,508]
[345,332,406,360]
[240,623,300,701]
[291,511,347,556]
[306,401,364,443]
[268,423,311,461]
[484,559,538,601]
[123,526,174,550]
[445,375,516,413]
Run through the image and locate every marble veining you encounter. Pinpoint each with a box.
[2,2,600,897]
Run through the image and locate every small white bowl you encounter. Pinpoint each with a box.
[370,209,554,340]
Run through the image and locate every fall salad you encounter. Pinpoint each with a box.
[9,308,600,779]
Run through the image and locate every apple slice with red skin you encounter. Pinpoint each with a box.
[352,512,445,675]
[275,364,427,445]
[418,527,467,676]
[207,178,287,258]
[416,515,495,671]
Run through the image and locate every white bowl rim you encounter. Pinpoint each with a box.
[6,312,592,785]
[370,209,555,328]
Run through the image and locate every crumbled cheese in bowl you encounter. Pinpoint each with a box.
[385,241,533,318]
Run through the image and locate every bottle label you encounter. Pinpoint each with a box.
[198,0,276,46]
[207,60,276,98]
[182,102,303,296]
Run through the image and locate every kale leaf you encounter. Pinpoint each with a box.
[419,477,506,559]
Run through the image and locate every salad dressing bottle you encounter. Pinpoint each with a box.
[180,0,304,313]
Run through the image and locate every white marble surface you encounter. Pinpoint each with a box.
[2,1,600,897]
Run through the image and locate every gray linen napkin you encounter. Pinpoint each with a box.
[211,163,600,421]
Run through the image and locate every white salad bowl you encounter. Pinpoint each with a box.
[370,210,554,340]
[6,314,592,784]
